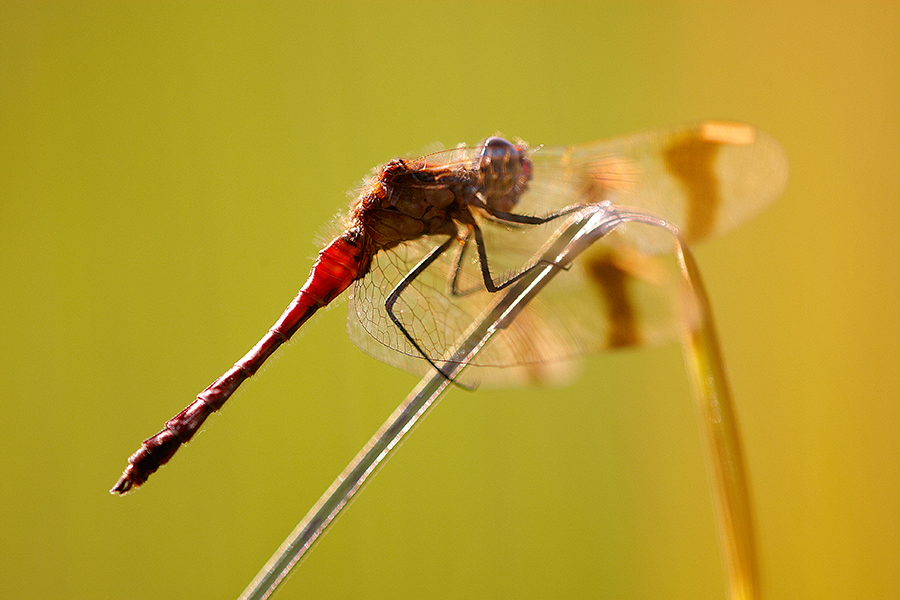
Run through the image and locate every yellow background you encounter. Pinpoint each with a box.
[2,2,897,598]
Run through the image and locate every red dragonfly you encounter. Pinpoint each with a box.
[111,121,788,494]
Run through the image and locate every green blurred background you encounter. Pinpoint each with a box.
[2,2,898,598]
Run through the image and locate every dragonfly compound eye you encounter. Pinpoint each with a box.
[478,137,530,210]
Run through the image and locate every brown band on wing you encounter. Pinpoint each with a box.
[575,155,638,204]
[663,133,723,243]
[584,250,640,349]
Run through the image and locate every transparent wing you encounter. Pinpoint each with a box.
[348,122,788,387]
[348,236,463,381]
[522,121,789,251]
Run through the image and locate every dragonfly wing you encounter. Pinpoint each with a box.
[348,236,481,382]
[456,222,690,386]
[346,223,582,387]
[348,215,687,388]
[524,121,788,252]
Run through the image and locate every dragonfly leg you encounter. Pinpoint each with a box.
[481,202,593,226]
[385,236,460,381]
[463,202,593,292]
[447,230,486,297]
[470,221,575,294]
[385,203,590,379]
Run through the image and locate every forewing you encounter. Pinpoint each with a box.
[524,121,788,252]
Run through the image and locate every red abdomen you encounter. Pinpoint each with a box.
[111,229,371,493]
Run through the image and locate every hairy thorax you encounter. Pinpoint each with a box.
[351,159,471,252]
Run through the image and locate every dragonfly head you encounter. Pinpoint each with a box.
[478,137,532,212]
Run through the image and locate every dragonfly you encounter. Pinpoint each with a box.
[111,121,788,494]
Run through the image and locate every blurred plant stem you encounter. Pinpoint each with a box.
[677,241,759,600]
